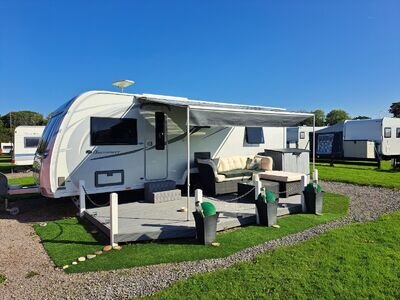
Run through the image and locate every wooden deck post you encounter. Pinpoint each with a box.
[79,180,86,217]
[300,175,308,212]
[313,169,319,184]
[110,193,119,247]
[195,189,203,204]
[253,175,262,224]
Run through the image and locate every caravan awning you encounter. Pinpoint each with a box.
[137,94,313,127]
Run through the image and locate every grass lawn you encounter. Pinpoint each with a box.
[316,160,400,189]
[8,176,36,186]
[0,155,11,163]
[0,161,14,173]
[34,193,348,273]
[148,211,400,300]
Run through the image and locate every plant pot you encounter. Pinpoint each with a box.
[193,211,220,245]
[304,190,324,214]
[255,201,277,227]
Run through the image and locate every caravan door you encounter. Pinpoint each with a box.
[144,112,168,180]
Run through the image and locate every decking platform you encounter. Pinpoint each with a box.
[84,195,302,243]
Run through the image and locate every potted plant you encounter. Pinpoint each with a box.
[303,183,324,214]
[255,188,278,227]
[193,201,220,245]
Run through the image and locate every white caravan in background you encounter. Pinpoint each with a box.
[343,118,400,158]
[1,143,13,155]
[286,126,326,150]
[33,91,308,199]
[13,126,45,165]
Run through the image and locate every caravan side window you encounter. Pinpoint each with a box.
[384,127,392,138]
[24,137,40,148]
[91,117,138,146]
[396,128,400,138]
[299,131,305,139]
[245,127,264,144]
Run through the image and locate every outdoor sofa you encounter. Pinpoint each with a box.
[197,155,304,197]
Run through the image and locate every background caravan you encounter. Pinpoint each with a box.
[314,118,400,164]
[13,126,45,166]
[286,126,326,151]
[0,143,13,155]
[33,91,311,198]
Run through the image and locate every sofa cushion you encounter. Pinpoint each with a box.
[258,156,273,171]
[259,171,303,182]
[219,169,254,178]
[215,174,226,183]
[216,156,252,173]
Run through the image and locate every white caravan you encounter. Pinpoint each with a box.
[1,143,13,155]
[286,126,326,150]
[13,126,45,165]
[33,91,310,198]
[343,118,400,158]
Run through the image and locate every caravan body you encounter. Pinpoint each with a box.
[315,118,400,160]
[13,126,45,165]
[343,118,400,158]
[1,143,13,155]
[34,91,291,198]
[286,126,326,150]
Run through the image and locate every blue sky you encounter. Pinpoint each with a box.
[1,0,399,118]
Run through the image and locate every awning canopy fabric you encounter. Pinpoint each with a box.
[137,94,313,127]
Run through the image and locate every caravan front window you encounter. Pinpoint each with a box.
[396,128,400,138]
[24,137,40,148]
[91,117,138,146]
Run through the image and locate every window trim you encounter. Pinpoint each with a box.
[90,117,138,146]
[245,127,265,144]
[384,127,392,138]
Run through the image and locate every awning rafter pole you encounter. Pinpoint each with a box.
[312,114,316,178]
[186,106,190,221]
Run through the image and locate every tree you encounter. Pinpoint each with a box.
[301,109,325,126]
[389,102,400,118]
[0,119,11,143]
[0,111,46,143]
[353,116,370,120]
[0,111,45,130]
[326,109,350,125]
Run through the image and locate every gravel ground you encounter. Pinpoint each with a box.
[1,182,400,300]
[4,171,33,180]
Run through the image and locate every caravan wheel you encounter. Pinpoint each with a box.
[8,206,20,216]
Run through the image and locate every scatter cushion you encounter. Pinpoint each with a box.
[246,158,261,170]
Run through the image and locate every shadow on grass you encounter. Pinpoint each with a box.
[38,217,107,246]
[1,195,78,223]
[375,168,400,174]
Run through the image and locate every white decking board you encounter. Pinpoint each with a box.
[84,195,302,242]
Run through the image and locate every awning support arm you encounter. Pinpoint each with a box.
[186,106,190,221]
[312,114,316,178]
